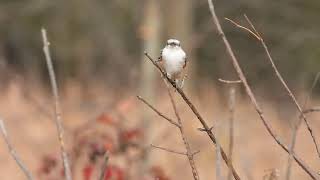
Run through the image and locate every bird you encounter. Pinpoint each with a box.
[157,39,187,88]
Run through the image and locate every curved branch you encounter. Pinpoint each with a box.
[0,119,34,180]
[207,1,319,179]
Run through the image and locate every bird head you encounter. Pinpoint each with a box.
[166,39,181,48]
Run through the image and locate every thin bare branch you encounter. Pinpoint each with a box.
[303,107,320,115]
[143,52,241,180]
[218,78,242,84]
[98,151,109,180]
[150,144,188,156]
[215,125,222,180]
[285,72,320,180]
[244,15,320,157]
[301,72,320,116]
[137,96,180,128]
[224,17,261,40]
[192,150,201,156]
[41,28,72,180]
[228,87,236,180]
[165,83,200,180]
[207,1,319,179]
[0,119,34,180]
[226,15,320,176]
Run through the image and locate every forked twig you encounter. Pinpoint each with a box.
[207,0,319,179]
[143,52,241,180]
[226,15,320,161]
[244,15,320,158]
[138,90,200,180]
[0,119,34,180]
[150,144,188,156]
[224,18,261,41]
[137,96,180,128]
[41,28,72,180]
[150,144,200,156]
[285,72,320,180]
[165,83,200,180]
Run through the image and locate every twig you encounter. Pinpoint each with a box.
[140,81,200,180]
[143,52,241,180]
[285,72,320,180]
[207,1,319,179]
[224,17,261,41]
[137,96,180,128]
[228,87,236,180]
[150,144,188,156]
[165,83,200,180]
[41,28,72,180]
[192,150,201,156]
[218,78,242,84]
[243,14,320,158]
[215,125,222,180]
[303,107,320,115]
[0,119,34,180]
[98,151,109,180]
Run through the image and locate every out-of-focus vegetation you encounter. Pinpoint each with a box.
[1,0,320,94]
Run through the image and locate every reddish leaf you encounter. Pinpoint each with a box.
[104,141,114,152]
[117,98,135,114]
[121,129,142,142]
[97,113,115,125]
[104,166,124,180]
[150,166,170,180]
[83,165,94,180]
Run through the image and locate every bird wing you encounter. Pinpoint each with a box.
[183,54,187,69]
[157,49,163,62]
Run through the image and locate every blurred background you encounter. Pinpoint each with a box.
[0,0,320,179]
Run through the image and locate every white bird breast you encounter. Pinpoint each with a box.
[162,47,186,78]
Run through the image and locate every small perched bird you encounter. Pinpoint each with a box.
[158,39,187,88]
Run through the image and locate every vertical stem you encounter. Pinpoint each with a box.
[41,28,72,180]
[228,87,236,180]
[215,125,222,180]
[139,0,162,175]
